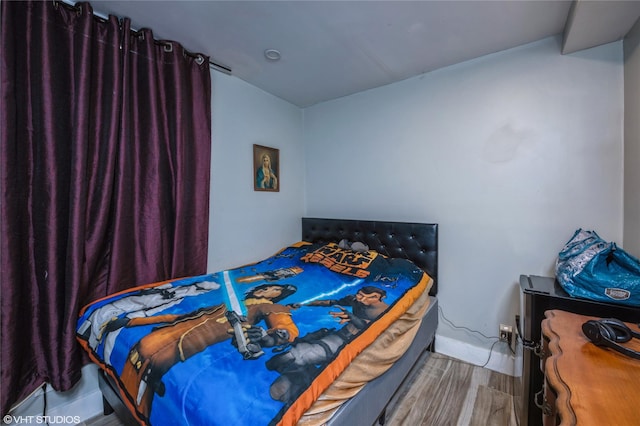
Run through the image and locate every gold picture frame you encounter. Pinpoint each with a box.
[253,144,279,192]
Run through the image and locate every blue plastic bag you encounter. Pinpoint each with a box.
[556,229,640,307]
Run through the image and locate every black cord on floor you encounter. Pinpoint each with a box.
[42,383,49,426]
[480,339,501,368]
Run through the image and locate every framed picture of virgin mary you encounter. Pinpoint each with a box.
[253,144,279,192]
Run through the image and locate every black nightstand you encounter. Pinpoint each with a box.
[515,275,640,426]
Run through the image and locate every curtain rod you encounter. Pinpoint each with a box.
[208,61,232,75]
[55,0,232,75]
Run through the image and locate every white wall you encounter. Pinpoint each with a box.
[624,19,640,257]
[303,36,624,372]
[207,72,305,272]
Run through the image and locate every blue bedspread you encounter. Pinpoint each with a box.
[76,242,429,425]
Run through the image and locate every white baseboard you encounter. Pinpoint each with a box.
[8,364,104,424]
[46,389,103,424]
[435,334,516,376]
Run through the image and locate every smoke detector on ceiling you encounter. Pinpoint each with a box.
[264,49,281,61]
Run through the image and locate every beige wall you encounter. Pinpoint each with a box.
[624,18,640,257]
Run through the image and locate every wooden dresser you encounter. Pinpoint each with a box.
[540,309,640,426]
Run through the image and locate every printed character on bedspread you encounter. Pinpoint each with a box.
[266,286,389,403]
[110,284,299,418]
[76,279,221,364]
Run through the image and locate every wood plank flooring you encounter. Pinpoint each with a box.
[385,353,516,426]
[83,353,516,426]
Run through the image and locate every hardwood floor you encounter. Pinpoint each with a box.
[385,353,517,426]
[83,353,516,426]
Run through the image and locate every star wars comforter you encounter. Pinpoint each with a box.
[76,241,431,426]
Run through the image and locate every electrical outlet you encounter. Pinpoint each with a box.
[499,323,513,346]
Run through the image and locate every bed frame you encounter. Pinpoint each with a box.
[98,218,439,426]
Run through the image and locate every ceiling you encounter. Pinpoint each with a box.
[85,0,640,108]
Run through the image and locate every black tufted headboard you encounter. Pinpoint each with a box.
[301,218,438,296]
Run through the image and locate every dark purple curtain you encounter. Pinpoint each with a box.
[1,1,212,414]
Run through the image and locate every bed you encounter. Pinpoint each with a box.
[77,218,438,426]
